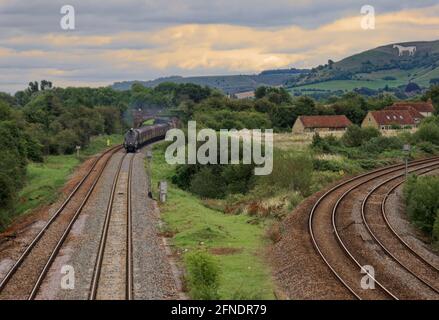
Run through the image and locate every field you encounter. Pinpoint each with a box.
[289,66,439,94]
[289,40,439,93]
[150,143,275,299]
[15,134,123,218]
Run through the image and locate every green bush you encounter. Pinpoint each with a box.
[404,175,439,236]
[417,141,437,154]
[362,136,404,154]
[189,167,226,199]
[342,125,381,147]
[184,251,220,300]
[261,150,313,196]
[415,122,439,146]
[433,211,439,242]
[311,133,341,153]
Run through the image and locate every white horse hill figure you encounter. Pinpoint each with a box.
[393,44,417,57]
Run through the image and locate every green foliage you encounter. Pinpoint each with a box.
[0,101,43,227]
[362,136,404,154]
[184,251,220,300]
[255,86,292,104]
[414,119,439,146]
[404,175,439,236]
[342,125,381,147]
[311,133,341,153]
[433,211,439,242]
[261,150,313,196]
[189,167,226,199]
[416,141,437,154]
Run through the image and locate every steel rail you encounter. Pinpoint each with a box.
[89,153,127,300]
[126,153,134,300]
[309,156,439,300]
[28,147,122,299]
[361,161,439,295]
[382,170,439,273]
[0,145,121,294]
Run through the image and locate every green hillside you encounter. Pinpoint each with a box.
[288,40,439,93]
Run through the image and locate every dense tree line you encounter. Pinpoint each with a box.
[174,85,404,131]
[0,80,216,227]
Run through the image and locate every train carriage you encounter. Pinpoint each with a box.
[123,120,175,153]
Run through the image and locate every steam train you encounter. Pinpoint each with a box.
[124,119,176,153]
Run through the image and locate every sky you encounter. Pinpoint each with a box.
[1,0,439,93]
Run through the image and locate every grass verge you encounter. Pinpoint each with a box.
[149,142,275,299]
[14,134,123,218]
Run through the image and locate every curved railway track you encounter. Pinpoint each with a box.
[382,179,439,273]
[0,145,121,300]
[361,164,439,296]
[309,156,439,300]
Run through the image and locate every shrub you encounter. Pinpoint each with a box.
[184,251,220,300]
[342,125,381,147]
[404,175,439,235]
[417,141,437,154]
[189,167,226,199]
[362,136,404,154]
[311,133,341,153]
[415,122,439,146]
[433,211,439,242]
[261,150,313,196]
[53,129,81,154]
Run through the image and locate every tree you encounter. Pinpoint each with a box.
[40,80,53,91]
[425,85,439,114]
[328,59,334,69]
[27,81,39,94]
[189,167,226,199]
[342,125,381,147]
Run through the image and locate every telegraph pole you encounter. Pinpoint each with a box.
[403,144,411,181]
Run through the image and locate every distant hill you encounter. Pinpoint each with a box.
[112,68,309,94]
[112,40,439,96]
[288,40,439,92]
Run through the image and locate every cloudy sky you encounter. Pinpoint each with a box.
[1,0,439,93]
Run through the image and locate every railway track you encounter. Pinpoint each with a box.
[0,145,121,300]
[89,152,135,300]
[361,164,439,296]
[309,156,439,300]
[382,178,439,273]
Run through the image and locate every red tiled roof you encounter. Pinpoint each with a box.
[385,105,424,120]
[298,115,352,128]
[390,101,434,113]
[370,110,417,126]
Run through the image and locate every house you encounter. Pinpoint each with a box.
[384,105,424,123]
[386,100,435,118]
[292,115,352,134]
[233,91,255,100]
[361,110,419,130]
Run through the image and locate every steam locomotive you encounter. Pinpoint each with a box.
[123,119,176,153]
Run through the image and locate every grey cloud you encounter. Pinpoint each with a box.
[0,0,437,35]
[0,0,438,93]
